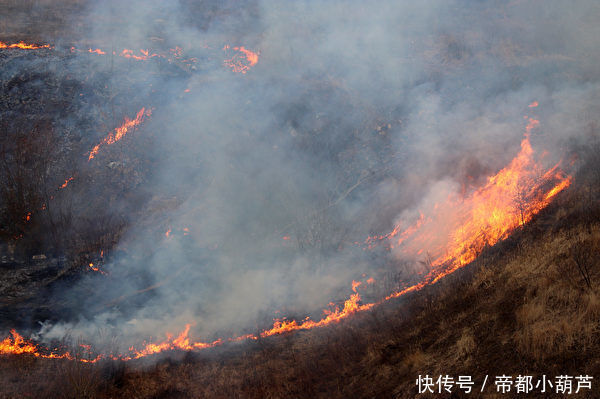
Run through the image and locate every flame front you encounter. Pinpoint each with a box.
[0,41,51,50]
[59,177,74,189]
[0,330,37,355]
[0,106,572,361]
[88,107,151,160]
[223,45,259,73]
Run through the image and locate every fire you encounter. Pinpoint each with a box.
[59,177,74,189]
[5,41,260,72]
[260,293,375,337]
[88,262,102,273]
[0,41,51,50]
[0,330,102,362]
[369,113,571,289]
[88,107,151,160]
[87,250,107,275]
[120,48,161,61]
[0,105,572,361]
[0,330,38,355]
[223,45,259,73]
[124,324,223,360]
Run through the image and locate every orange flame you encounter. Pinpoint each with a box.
[123,324,223,360]
[88,262,107,275]
[0,330,38,355]
[0,107,572,361]
[0,330,102,362]
[371,115,570,290]
[0,41,51,50]
[87,48,106,55]
[88,107,151,160]
[120,48,161,61]
[223,45,259,73]
[59,177,74,189]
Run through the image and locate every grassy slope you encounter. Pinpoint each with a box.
[1,183,598,399]
[1,3,599,397]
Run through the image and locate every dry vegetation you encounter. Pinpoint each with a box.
[0,173,598,398]
[1,2,599,398]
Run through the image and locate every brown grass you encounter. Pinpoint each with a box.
[1,187,599,398]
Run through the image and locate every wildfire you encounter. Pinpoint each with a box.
[0,105,572,361]
[0,41,51,50]
[88,107,151,160]
[124,324,224,360]
[5,41,261,72]
[88,262,107,275]
[88,48,106,55]
[0,330,102,362]
[59,177,74,189]
[260,292,375,337]
[223,45,259,73]
[0,330,37,355]
[120,48,161,61]
[368,114,571,289]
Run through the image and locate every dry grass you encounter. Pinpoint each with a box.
[1,187,599,398]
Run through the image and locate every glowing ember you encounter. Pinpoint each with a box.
[88,262,104,274]
[223,45,259,73]
[88,107,151,160]
[120,48,161,61]
[0,41,51,50]
[59,177,74,189]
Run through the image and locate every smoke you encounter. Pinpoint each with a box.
[13,0,599,350]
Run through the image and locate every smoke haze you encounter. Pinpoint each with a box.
[5,0,598,350]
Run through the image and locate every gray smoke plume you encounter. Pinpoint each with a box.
[25,0,600,352]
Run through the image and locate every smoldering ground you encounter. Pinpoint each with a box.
[3,0,599,352]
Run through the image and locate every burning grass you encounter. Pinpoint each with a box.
[0,181,598,398]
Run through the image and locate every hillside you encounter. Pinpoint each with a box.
[1,1,600,398]
[1,161,598,398]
